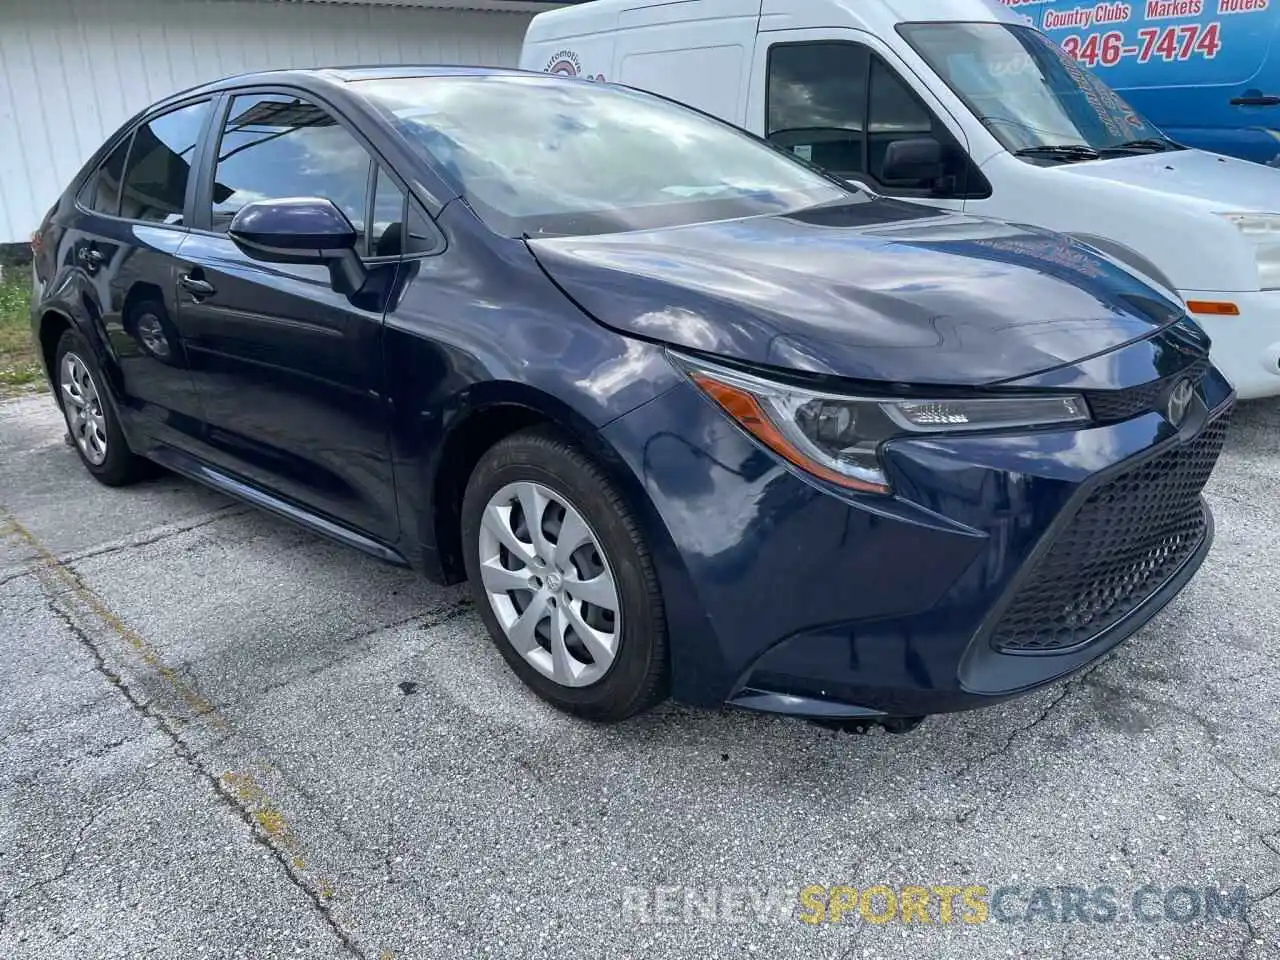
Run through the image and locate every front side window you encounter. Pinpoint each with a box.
[355,75,850,238]
[119,101,210,224]
[765,41,986,196]
[210,95,371,245]
[900,22,1168,156]
[370,166,406,258]
[868,58,936,183]
[767,43,870,178]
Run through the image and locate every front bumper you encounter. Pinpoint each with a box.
[602,357,1235,720]
[1182,289,1280,400]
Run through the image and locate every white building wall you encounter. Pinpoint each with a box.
[0,0,535,241]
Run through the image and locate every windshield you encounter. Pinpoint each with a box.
[354,75,851,237]
[899,22,1168,157]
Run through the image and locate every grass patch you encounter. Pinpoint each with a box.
[0,270,43,396]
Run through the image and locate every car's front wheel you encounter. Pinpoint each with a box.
[461,428,668,722]
[54,328,149,487]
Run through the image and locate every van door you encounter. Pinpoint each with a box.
[748,28,991,210]
[612,0,761,125]
[1025,0,1280,164]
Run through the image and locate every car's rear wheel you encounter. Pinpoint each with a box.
[461,428,668,722]
[55,329,149,487]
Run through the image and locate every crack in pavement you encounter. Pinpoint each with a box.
[2,508,378,960]
[949,662,1108,824]
[1219,761,1280,803]
[57,505,251,565]
[38,590,372,960]
[0,506,250,591]
[2,791,136,924]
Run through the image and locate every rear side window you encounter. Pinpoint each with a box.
[209,94,371,246]
[118,101,211,225]
[81,136,133,216]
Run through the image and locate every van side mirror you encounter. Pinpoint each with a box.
[228,197,367,294]
[882,138,945,185]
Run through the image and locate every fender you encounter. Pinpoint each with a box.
[405,377,706,701]
[407,377,681,580]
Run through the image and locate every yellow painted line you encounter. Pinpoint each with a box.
[4,512,224,725]
[1,509,388,956]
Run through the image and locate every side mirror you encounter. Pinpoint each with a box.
[882,138,945,185]
[228,197,366,293]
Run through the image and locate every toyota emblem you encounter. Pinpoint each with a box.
[1165,378,1194,426]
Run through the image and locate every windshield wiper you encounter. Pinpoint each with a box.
[1101,137,1181,153]
[1013,144,1101,161]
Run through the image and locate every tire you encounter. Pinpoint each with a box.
[461,427,668,722]
[54,328,150,487]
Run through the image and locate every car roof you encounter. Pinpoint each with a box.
[154,64,541,110]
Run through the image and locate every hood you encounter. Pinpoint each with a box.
[528,199,1182,385]
[1055,148,1280,211]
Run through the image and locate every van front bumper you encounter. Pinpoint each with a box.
[1183,289,1280,399]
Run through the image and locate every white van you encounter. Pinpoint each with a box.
[520,0,1280,399]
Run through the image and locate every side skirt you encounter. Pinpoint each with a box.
[146,444,411,568]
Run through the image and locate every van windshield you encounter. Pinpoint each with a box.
[354,75,852,237]
[899,22,1174,160]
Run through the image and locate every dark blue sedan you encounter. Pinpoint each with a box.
[29,67,1233,727]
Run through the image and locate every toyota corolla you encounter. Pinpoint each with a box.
[29,68,1233,727]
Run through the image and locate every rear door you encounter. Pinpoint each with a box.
[65,99,213,452]
[173,90,405,542]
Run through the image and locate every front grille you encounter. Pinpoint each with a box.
[990,408,1231,653]
[1084,360,1209,424]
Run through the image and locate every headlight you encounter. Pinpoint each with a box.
[676,355,1089,495]
[1217,213,1280,290]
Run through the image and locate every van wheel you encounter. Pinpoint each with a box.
[54,329,150,487]
[461,428,668,722]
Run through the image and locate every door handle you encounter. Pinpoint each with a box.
[1230,94,1280,106]
[179,274,215,299]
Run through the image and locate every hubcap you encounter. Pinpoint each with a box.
[478,481,621,688]
[59,353,108,466]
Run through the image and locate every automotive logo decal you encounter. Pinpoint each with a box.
[1165,377,1195,426]
[545,49,582,77]
[544,49,607,82]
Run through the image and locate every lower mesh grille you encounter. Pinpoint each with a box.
[990,408,1231,653]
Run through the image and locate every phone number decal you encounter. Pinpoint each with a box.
[1060,21,1222,65]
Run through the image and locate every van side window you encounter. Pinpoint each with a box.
[765,41,990,199]
[767,43,870,178]
[868,58,935,184]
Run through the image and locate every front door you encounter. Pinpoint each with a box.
[174,91,405,542]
